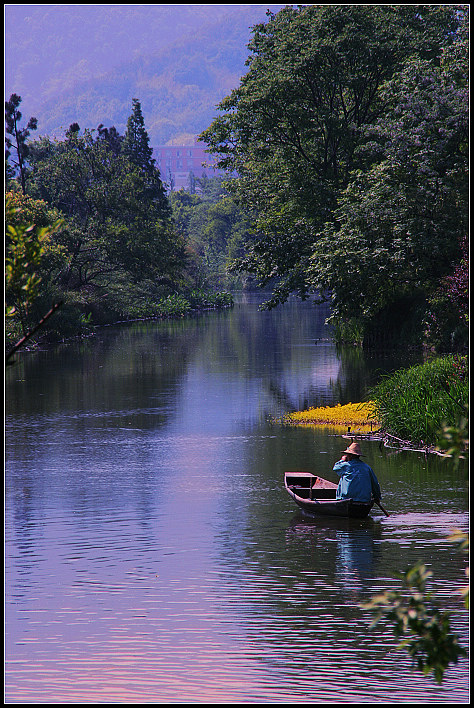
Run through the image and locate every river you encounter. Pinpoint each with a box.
[5,294,469,703]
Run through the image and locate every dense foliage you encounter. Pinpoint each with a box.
[5,99,233,348]
[424,235,469,352]
[370,355,468,446]
[201,5,468,348]
[169,176,254,290]
[5,193,64,333]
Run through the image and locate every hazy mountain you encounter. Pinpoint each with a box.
[5,4,286,145]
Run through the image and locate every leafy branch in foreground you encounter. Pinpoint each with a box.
[362,544,468,684]
[5,199,64,337]
[436,405,469,469]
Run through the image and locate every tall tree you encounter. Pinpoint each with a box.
[27,127,183,289]
[122,99,154,169]
[201,5,463,309]
[5,93,37,194]
[122,98,170,216]
[309,55,468,322]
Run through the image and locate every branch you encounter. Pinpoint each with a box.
[6,301,63,364]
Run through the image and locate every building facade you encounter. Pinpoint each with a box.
[154,141,226,191]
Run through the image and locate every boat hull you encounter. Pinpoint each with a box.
[284,471,374,519]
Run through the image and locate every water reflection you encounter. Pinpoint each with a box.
[5,296,469,703]
[286,514,382,594]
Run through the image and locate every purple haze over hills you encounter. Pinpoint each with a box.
[5,4,286,144]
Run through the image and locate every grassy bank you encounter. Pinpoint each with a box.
[278,356,468,456]
[112,289,234,321]
[370,355,468,447]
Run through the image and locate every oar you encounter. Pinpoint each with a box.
[375,500,390,517]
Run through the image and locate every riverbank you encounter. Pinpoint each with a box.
[276,355,468,462]
[5,289,234,361]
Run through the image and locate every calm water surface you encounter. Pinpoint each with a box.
[5,295,469,703]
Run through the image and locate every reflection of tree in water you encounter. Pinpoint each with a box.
[5,317,204,539]
[330,343,423,406]
[5,317,201,429]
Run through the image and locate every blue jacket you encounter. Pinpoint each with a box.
[333,459,381,503]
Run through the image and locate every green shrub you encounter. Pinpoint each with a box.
[156,294,192,317]
[187,289,234,308]
[370,355,468,445]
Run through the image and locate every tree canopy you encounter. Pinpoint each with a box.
[26,118,183,290]
[5,99,191,344]
[310,53,468,321]
[201,4,468,342]
[5,93,37,194]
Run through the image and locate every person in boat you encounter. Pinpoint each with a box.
[333,442,381,504]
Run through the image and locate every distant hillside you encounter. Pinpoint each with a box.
[5,4,285,145]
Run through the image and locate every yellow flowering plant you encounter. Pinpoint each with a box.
[281,401,379,430]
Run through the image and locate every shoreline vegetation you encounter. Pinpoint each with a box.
[279,401,378,430]
[5,289,234,360]
[276,355,468,461]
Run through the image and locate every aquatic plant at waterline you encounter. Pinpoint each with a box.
[279,401,379,430]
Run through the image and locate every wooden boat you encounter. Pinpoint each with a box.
[284,471,374,519]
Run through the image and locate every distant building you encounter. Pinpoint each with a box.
[153,140,227,191]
